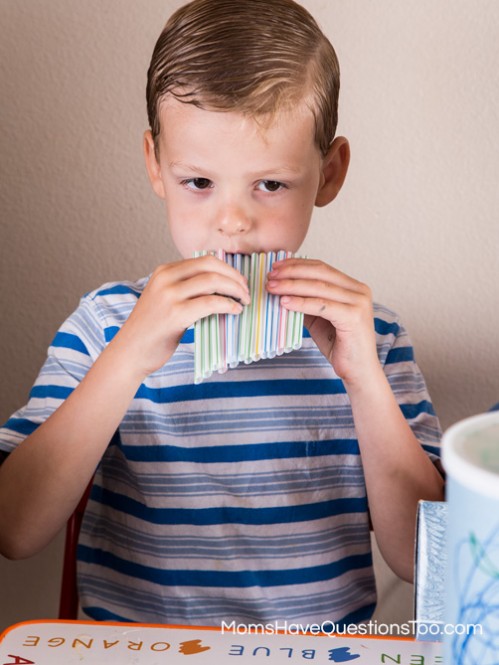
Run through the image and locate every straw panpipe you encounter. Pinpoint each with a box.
[193,250,304,383]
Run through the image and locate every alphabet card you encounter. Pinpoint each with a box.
[0,621,442,664]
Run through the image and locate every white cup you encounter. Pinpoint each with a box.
[442,411,499,664]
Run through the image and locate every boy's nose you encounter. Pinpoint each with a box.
[217,205,251,237]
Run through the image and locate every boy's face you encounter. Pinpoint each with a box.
[144,96,346,257]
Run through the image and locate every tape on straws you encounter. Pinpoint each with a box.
[194,250,304,383]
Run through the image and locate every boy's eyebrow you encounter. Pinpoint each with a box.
[251,166,304,176]
[168,161,304,176]
[169,161,213,173]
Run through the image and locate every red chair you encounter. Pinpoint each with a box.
[58,481,92,619]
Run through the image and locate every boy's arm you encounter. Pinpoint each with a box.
[0,339,145,559]
[0,256,250,559]
[266,258,444,582]
[344,366,444,581]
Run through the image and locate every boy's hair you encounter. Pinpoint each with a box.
[146,0,340,157]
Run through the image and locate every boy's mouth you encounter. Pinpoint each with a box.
[217,245,255,256]
[207,247,286,256]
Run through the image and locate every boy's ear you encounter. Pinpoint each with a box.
[315,136,350,207]
[143,130,166,199]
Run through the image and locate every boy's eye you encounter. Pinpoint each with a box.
[258,180,286,193]
[182,177,213,190]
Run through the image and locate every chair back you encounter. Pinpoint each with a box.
[58,481,92,619]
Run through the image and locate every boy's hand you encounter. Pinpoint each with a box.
[114,255,250,379]
[266,258,379,387]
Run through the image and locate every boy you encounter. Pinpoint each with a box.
[0,0,443,626]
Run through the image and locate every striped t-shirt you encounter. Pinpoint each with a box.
[0,277,441,625]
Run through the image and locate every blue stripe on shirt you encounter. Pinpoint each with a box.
[83,601,377,627]
[385,346,414,364]
[77,544,372,588]
[50,332,90,355]
[135,379,346,403]
[400,400,435,418]
[94,284,142,298]
[374,318,400,336]
[117,438,360,463]
[179,327,312,345]
[422,443,441,457]
[104,326,120,343]
[28,385,74,400]
[90,486,367,525]
[82,606,133,622]
[3,417,40,436]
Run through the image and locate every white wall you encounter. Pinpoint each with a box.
[1,0,498,631]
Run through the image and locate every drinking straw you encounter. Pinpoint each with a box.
[238,254,251,363]
[216,249,227,374]
[276,250,288,355]
[264,251,274,358]
[248,252,259,363]
[255,253,267,361]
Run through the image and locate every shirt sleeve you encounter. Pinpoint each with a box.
[0,295,106,458]
[374,305,442,466]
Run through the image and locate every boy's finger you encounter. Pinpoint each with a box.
[176,272,252,306]
[269,258,368,294]
[153,255,250,291]
[181,294,245,325]
[267,276,369,307]
[279,296,368,333]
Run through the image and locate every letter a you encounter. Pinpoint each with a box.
[4,656,36,665]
